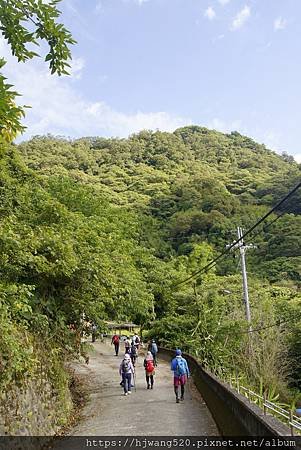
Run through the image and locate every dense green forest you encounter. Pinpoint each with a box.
[1,126,300,410]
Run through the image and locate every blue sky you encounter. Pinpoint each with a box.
[2,0,301,161]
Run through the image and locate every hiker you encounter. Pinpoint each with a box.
[124,337,131,354]
[144,351,155,389]
[132,333,140,349]
[91,322,97,343]
[130,342,137,367]
[148,339,158,366]
[119,354,135,396]
[111,334,120,356]
[171,349,190,403]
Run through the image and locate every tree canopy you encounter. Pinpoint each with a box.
[0,0,75,141]
[1,119,300,405]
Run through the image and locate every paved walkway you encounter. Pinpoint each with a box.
[66,340,218,436]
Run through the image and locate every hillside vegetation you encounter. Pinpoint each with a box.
[1,126,300,413]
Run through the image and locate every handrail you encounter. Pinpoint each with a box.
[290,421,301,431]
[263,403,290,420]
[265,401,290,415]
[264,400,301,424]
[236,383,301,435]
[158,346,301,435]
[240,386,262,400]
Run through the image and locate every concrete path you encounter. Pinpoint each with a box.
[66,340,218,436]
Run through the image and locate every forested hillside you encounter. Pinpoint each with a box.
[18,127,301,280]
[1,126,300,417]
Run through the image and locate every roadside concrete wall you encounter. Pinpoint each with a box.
[159,348,291,437]
[0,375,72,436]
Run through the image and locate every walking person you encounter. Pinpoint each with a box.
[119,354,135,396]
[148,339,158,366]
[111,334,120,356]
[171,349,190,403]
[124,337,131,354]
[130,342,137,367]
[144,351,155,389]
[91,322,97,343]
[132,333,140,349]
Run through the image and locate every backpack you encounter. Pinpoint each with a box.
[135,336,140,344]
[175,358,186,376]
[146,359,154,372]
[131,346,137,356]
[112,335,119,343]
[122,359,131,373]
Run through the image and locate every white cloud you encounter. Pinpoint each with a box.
[204,6,216,20]
[63,0,98,42]
[205,118,300,161]
[206,117,243,133]
[68,57,85,79]
[98,74,108,84]
[64,0,79,16]
[122,0,150,5]
[231,6,251,30]
[262,130,282,150]
[261,41,272,51]
[0,38,189,140]
[261,131,300,162]
[212,34,225,43]
[86,103,189,136]
[274,17,287,31]
[218,0,230,5]
[95,1,103,14]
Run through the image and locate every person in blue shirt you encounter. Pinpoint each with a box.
[171,349,190,403]
[148,339,158,366]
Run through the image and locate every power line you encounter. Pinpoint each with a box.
[239,311,301,334]
[165,199,288,244]
[165,210,286,243]
[246,209,287,244]
[173,181,301,288]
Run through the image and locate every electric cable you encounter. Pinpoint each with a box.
[238,311,301,334]
[173,181,301,287]
[244,209,287,244]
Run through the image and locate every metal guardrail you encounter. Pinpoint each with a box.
[233,383,301,435]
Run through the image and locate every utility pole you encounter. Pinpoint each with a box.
[227,227,255,330]
[237,226,251,325]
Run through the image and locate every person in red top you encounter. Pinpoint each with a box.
[144,351,155,389]
[111,334,120,356]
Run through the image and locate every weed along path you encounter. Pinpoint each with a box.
[67,340,219,436]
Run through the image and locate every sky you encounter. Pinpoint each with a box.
[1,0,301,162]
